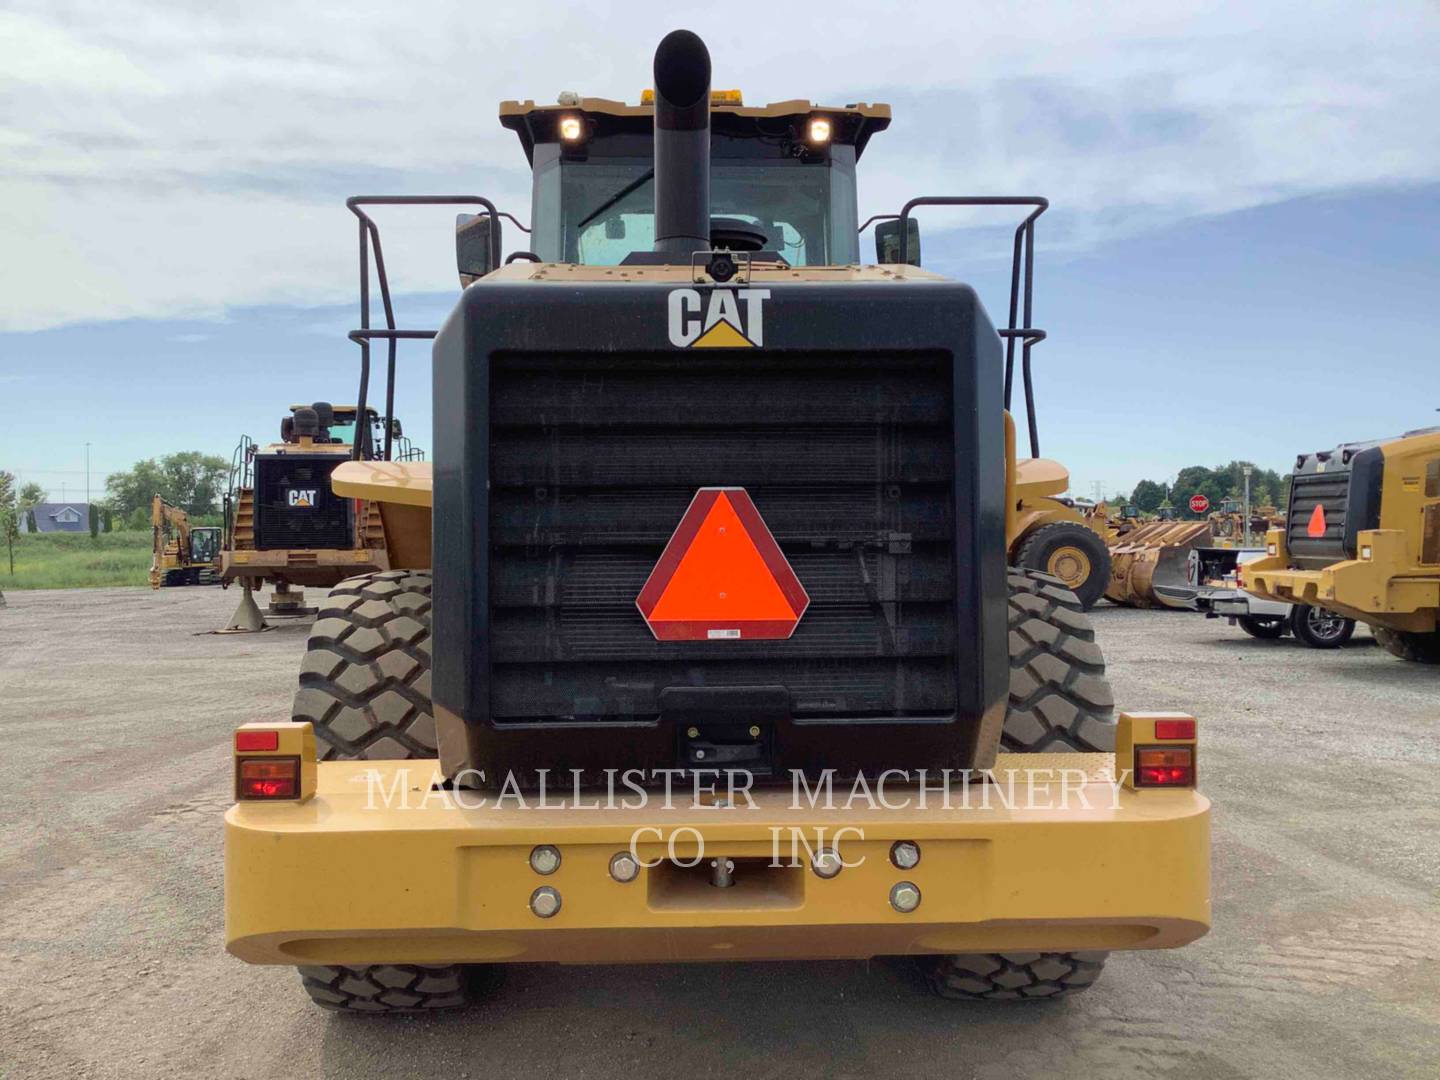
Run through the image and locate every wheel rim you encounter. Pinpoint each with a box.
[1306,608,1348,640]
[1046,545,1091,588]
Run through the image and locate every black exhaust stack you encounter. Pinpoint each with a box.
[652,30,711,256]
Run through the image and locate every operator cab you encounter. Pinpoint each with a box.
[280,403,401,460]
[498,94,890,266]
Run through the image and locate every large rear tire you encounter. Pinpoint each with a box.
[1004,569,1116,753]
[1289,604,1355,649]
[1014,523,1112,611]
[925,574,1116,1001]
[927,951,1108,1001]
[1373,626,1440,664]
[291,570,436,761]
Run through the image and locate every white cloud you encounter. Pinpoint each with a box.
[1,0,1437,330]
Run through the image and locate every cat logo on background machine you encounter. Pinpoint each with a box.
[286,489,317,508]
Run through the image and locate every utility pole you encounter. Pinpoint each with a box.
[85,442,91,516]
[1242,464,1253,548]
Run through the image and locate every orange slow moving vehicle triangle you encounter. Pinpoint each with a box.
[637,488,809,640]
[1307,502,1327,538]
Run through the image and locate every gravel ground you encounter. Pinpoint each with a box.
[1,587,1437,1080]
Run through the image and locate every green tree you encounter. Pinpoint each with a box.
[89,503,100,538]
[1130,479,1167,513]
[18,482,45,508]
[105,451,229,520]
[0,471,18,574]
[102,506,113,533]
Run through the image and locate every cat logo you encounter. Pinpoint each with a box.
[667,287,770,348]
[287,489,318,508]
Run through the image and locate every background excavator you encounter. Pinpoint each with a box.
[149,495,221,588]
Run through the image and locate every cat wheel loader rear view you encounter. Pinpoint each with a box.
[1244,427,1440,663]
[218,402,421,631]
[149,495,221,588]
[224,31,1210,1012]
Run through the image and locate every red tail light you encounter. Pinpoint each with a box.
[1154,718,1196,740]
[237,758,300,800]
[235,730,279,752]
[1135,747,1195,787]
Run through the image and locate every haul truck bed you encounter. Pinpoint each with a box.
[225,720,1209,967]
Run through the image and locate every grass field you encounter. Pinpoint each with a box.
[0,532,152,590]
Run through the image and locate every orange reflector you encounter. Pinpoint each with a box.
[1135,747,1195,788]
[237,757,300,800]
[235,730,279,752]
[636,488,809,641]
[1154,718,1196,740]
[1307,503,1327,538]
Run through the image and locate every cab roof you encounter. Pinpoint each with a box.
[287,404,377,417]
[499,95,891,165]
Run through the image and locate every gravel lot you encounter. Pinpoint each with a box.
[2,587,1437,1080]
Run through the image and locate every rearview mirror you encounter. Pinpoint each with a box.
[456,213,496,283]
[875,218,921,266]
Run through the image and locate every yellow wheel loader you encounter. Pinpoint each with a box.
[149,494,221,588]
[224,31,1209,1011]
[1007,459,1112,610]
[1244,427,1440,663]
[218,403,418,630]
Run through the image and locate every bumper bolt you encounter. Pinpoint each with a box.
[811,849,843,879]
[530,886,562,918]
[609,852,640,883]
[890,840,921,870]
[529,845,561,875]
[748,725,761,738]
[890,881,921,913]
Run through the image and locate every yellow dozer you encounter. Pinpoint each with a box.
[224,31,1209,1012]
[1245,428,1440,663]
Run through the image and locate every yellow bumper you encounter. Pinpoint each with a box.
[220,547,388,587]
[225,755,1210,967]
[1245,529,1439,631]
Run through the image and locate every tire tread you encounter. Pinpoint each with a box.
[291,570,435,760]
[1005,569,1116,752]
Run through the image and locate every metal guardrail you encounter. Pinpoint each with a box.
[867,197,1050,459]
[345,195,526,462]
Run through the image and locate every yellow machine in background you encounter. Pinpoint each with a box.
[1105,519,1212,609]
[149,495,221,588]
[219,402,416,631]
[1004,427,1113,610]
[1246,427,1440,663]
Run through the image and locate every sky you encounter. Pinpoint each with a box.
[1,0,1437,500]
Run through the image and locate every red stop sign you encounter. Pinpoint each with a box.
[1189,494,1210,514]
